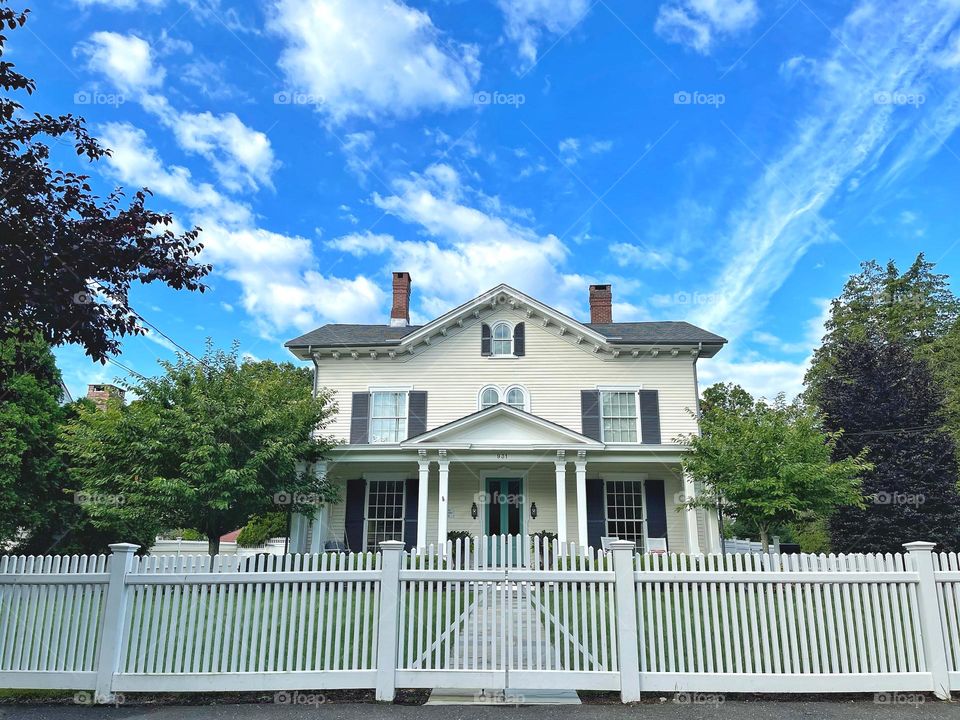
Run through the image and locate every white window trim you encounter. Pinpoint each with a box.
[477,385,502,410]
[362,478,406,552]
[504,384,530,412]
[598,388,641,444]
[490,321,514,358]
[368,388,409,445]
[601,475,648,552]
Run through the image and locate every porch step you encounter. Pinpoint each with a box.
[425,688,581,705]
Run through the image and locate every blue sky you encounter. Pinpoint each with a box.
[16,0,960,401]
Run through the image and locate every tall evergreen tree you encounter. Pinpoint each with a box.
[820,338,960,553]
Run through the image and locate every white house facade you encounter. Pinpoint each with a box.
[285,273,727,555]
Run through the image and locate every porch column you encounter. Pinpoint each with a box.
[436,450,449,546]
[704,498,722,554]
[682,470,701,555]
[309,461,328,554]
[574,450,588,547]
[555,450,567,543]
[290,461,308,552]
[417,450,430,549]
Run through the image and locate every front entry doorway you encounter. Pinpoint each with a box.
[485,478,522,564]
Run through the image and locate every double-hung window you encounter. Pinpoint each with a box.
[605,480,646,550]
[365,480,405,551]
[601,390,638,442]
[492,322,512,356]
[370,391,407,443]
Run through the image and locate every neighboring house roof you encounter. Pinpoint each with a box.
[286,284,727,356]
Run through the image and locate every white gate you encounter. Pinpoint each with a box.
[395,535,620,691]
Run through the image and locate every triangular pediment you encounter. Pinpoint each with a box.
[401,404,603,448]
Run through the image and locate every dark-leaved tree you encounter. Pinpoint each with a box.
[0,4,208,362]
[821,338,960,553]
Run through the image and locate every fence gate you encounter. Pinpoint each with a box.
[394,535,621,691]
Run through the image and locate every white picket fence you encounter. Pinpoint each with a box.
[0,537,957,702]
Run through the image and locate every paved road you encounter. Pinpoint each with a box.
[0,700,956,720]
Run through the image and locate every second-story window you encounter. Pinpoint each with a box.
[506,386,527,411]
[492,322,512,356]
[370,391,407,443]
[601,390,638,442]
[480,386,500,410]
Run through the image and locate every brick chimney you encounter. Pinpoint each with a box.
[87,383,125,410]
[390,271,411,327]
[589,284,613,323]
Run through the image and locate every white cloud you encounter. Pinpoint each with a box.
[97,122,384,334]
[610,242,691,272]
[558,136,614,165]
[655,0,758,54]
[74,31,164,92]
[268,0,480,122]
[73,0,165,8]
[496,0,591,69]
[692,0,960,346]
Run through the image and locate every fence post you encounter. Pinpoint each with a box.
[610,539,640,702]
[904,541,951,700]
[94,543,139,704]
[376,540,404,702]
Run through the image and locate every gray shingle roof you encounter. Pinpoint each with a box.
[286,321,725,348]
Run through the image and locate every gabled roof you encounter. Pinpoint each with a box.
[286,284,727,357]
[400,403,603,449]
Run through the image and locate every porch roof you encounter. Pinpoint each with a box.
[399,403,603,450]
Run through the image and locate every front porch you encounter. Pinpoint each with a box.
[292,405,720,555]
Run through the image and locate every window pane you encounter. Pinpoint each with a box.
[366,480,405,552]
[493,323,510,339]
[481,388,500,409]
[601,391,637,442]
[370,391,406,443]
[605,480,645,550]
[506,387,525,410]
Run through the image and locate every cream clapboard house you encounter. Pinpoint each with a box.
[285,273,726,555]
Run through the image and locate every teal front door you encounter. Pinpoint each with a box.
[486,478,522,563]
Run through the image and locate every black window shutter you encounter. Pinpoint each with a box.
[580,390,601,440]
[350,392,370,444]
[403,478,418,550]
[407,391,427,438]
[645,479,667,545]
[344,478,366,552]
[481,323,492,356]
[639,389,662,444]
[513,322,525,356]
[585,478,606,549]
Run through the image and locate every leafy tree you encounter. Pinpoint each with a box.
[0,3,208,362]
[805,254,959,403]
[820,338,960,553]
[236,513,287,548]
[62,344,339,554]
[684,383,869,550]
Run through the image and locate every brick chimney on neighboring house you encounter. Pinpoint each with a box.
[390,271,411,327]
[589,284,613,323]
[86,383,125,410]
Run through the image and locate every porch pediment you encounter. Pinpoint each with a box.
[401,403,603,449]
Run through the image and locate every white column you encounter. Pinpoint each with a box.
[682,470,701,555]
[436,450,449,546]
[703,499,722,554]
[289,513,304,553]
[555,450,567,543]
[574,450,588,547]
[905,541,951,699]
[309,461,328,554]
[417,450,430,549]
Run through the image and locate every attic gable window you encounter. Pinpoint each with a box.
[492,322,512,356]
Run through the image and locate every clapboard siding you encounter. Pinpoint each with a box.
[315,309,700,444]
